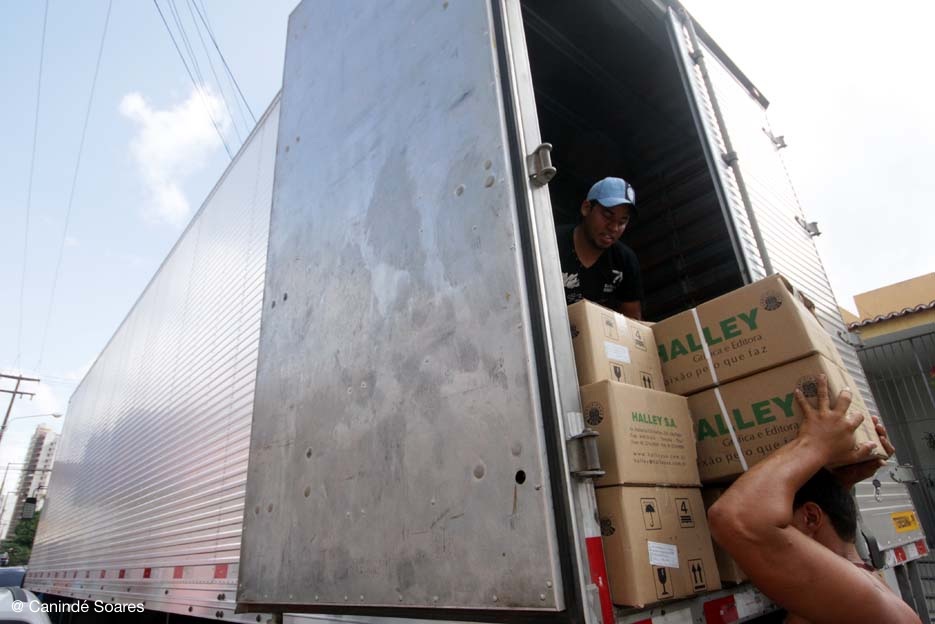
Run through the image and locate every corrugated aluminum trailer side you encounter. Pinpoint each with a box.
[24,98,280,622]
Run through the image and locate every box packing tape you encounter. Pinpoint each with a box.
[690,307,748,472]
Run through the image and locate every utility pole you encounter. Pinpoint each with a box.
[0,374,39,449]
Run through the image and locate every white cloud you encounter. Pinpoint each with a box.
[64,235,78,247]
[119,86,231,227]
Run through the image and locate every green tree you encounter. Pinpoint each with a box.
[2,512,40,566]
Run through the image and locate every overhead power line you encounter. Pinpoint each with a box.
[191,0,252,133]
[153,0,235,159]
[165,0,226,140]
[16,0,50,370]
[36,379,77,388]
[167,0,243,145]
[35,0,114,374]
[191,0,256,125]
[182,0,244,142]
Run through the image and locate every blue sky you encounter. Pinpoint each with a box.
[1,0,933,519]
[0,0,297,519]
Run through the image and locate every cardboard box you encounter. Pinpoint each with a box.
[597,486,721,607]
[687,354,886,483]
[580,381,699,487]
[567,300,664,389]
[653,275,841,396]
[700,488,748,584]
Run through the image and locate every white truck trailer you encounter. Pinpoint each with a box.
[25,1,930,622]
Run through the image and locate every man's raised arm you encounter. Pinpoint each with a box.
[707,375,920,624]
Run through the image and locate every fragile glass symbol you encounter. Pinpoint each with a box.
[613,365,623,381]
[657,567,670,596]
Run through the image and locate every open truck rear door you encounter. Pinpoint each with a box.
[238,1,608,622]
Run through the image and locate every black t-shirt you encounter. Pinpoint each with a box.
[556,224,643,309]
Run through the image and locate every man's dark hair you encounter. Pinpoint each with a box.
[793,469,858,542]
[577,200,602,222]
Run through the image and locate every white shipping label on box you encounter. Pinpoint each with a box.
[604,342,631,364]
[647,541,679,568]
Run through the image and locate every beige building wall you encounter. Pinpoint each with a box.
[854,273,935,321]
[847,273,935,340]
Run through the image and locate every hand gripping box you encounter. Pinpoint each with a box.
[580,381,699,487]
[687,354,886,483]
[597,486,721,608]
[567,300,663,390]
[653,274,841,396]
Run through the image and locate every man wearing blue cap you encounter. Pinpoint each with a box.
[557,177,643,319]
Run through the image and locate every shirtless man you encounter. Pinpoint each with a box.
[707,375,921,624]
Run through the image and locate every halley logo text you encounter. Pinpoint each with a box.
[658,309,759,363]
[696,392,795,441]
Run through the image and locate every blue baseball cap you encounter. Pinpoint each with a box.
[587,177,637,214]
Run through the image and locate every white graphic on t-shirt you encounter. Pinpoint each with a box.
[563,272,580,289]
[603,270,625,293]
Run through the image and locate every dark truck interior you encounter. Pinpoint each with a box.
[520,0,746,320]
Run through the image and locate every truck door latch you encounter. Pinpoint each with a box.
[567,429,604,480]
[527,143,557,187]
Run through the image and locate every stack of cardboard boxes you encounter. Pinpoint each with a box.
[651,274,887,583]
[568,301,721,608]
[569,275,887,597]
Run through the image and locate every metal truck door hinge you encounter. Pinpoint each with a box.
[890,464,918,484]
[527,143,556,186]
[567,429,604,480]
